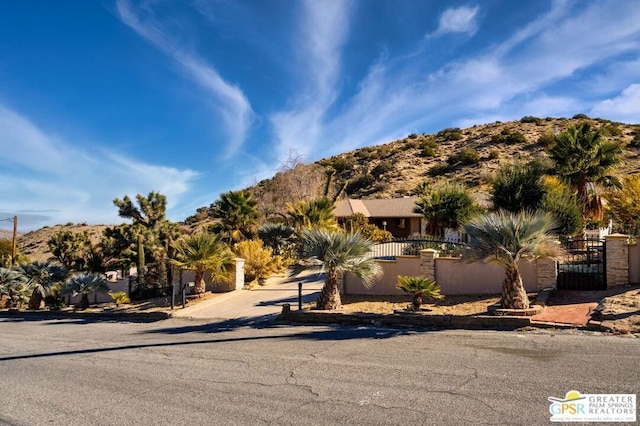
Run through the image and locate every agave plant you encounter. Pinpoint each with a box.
[396,276,444,311]
[61,272,110,310]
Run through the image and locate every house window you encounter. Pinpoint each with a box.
[396,218,406,228]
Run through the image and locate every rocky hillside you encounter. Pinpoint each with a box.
[12,115,640,261]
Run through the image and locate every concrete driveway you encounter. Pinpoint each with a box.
[171,270,325,321]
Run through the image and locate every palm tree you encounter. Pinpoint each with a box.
[294,229,381,310]
[0,267,30,309]
[546,122,624,225]
[61,272,110,310]
[257,223,296,257]
[18,261,68,309]
[414,182,479,238]
[287,197,338,231]
[172,233,234,294]
[463,210,560,310]
[211,190,259,242]
[396,276,443,311]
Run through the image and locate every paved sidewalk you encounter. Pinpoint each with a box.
[170,270,325,320]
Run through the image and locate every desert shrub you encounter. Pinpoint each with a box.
[341,213,393,243]
[447,147,480,166]
[428,162,451,177]
[537,132,556,148]
[407,133,418,139]
[233,239,285,284]
[419,138,438,157]
[437,127,464,141]
[520,116,542,125]
[488,149,500,159]
[629,131,640,148]
[371,160,393,178]
[600,122,623,137]
[109,291,130,306]
[323,155,356,173]
[573,113,589,120]
[404,139,421,149]
[346,174,376,194]
[491,128,527,145]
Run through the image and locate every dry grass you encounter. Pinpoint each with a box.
[340,294,503,315]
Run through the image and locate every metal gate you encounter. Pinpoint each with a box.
[557,237,606,290]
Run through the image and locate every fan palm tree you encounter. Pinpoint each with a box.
[414,183,479,238]
[18,261,68,309]
[463,210,560,310]
[396,276,443,311]
[61,272,110,310]
[0,267,30,309]
[211,190,259,242]
[293,229,381,310]
[172,233,234,294]
[287,197,338,231]
[257,223,297,257]
[546,122,624,225]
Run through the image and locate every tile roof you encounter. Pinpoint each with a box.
[334,197,422,218]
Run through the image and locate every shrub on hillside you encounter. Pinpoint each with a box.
[447,147,480,166]
[573,113,590,120]
[520,116,542,125]
[629,130,640,148]
[437,127,464,141]
[420,138,438,157]
[537,132,556,148]
[371,160,393,178]
[491,128,527,145]
[428,163,451,177]
[346,174,376,194]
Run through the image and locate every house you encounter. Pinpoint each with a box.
[334,197,423,237]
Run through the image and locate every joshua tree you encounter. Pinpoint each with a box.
[464,210,560,310]
[172,233,234,295]
[47,229,89,270]
[61,272,110,310]
[396,276,443,311]
[547,122,624,227]
[293,229,381,310]
[18,261,68,310]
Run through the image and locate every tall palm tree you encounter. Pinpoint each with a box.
[172,233,234,294]
[294,229,381,310]
[211,190,259,242]
[287,197,338,231]
[547,122,624,225]
[61,272,110,310]
[18,261,68,310]
[0,267,30,308]
[463,210,560,310]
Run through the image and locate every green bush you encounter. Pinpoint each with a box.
[407,133,419,139]
[629,131,640,148]
[447,147,480,166]
[371,160,393,178]
[420,138,438,157]
[346,174,376,194]
[488,149,500,159]
[520,116,542,125]
[537,132,556,148]
[600,122,623,137]
[491,128,527,145]
[573,113,590,120]
[437,127,464,141]
[324,155,356,173]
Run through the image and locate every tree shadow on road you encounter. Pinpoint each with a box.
[0,318,430,363]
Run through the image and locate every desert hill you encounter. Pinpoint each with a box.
[14,115,640,261]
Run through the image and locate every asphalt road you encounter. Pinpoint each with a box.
[0,318,638,425]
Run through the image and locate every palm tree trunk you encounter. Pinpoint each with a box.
[193,270,206,295]
[79,293,90,310]
[28,290,42,310]
[316,270,341,310]
[501,264,529,309]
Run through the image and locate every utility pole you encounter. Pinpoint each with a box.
[11,215,17,266]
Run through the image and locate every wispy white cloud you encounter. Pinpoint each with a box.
[0,104,198,230]
[591,84,640,124]
[116,0,253,158]
[429,5,480,37]
[269,0,352,162]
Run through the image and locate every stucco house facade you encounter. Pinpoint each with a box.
[334,197,423,237]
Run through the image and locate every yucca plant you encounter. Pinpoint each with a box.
[293,229,381,310]
[109,291,131,306]
[396,276,444,311]
[464,210,560,309]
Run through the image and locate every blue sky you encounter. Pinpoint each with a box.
[1,1,639,231]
